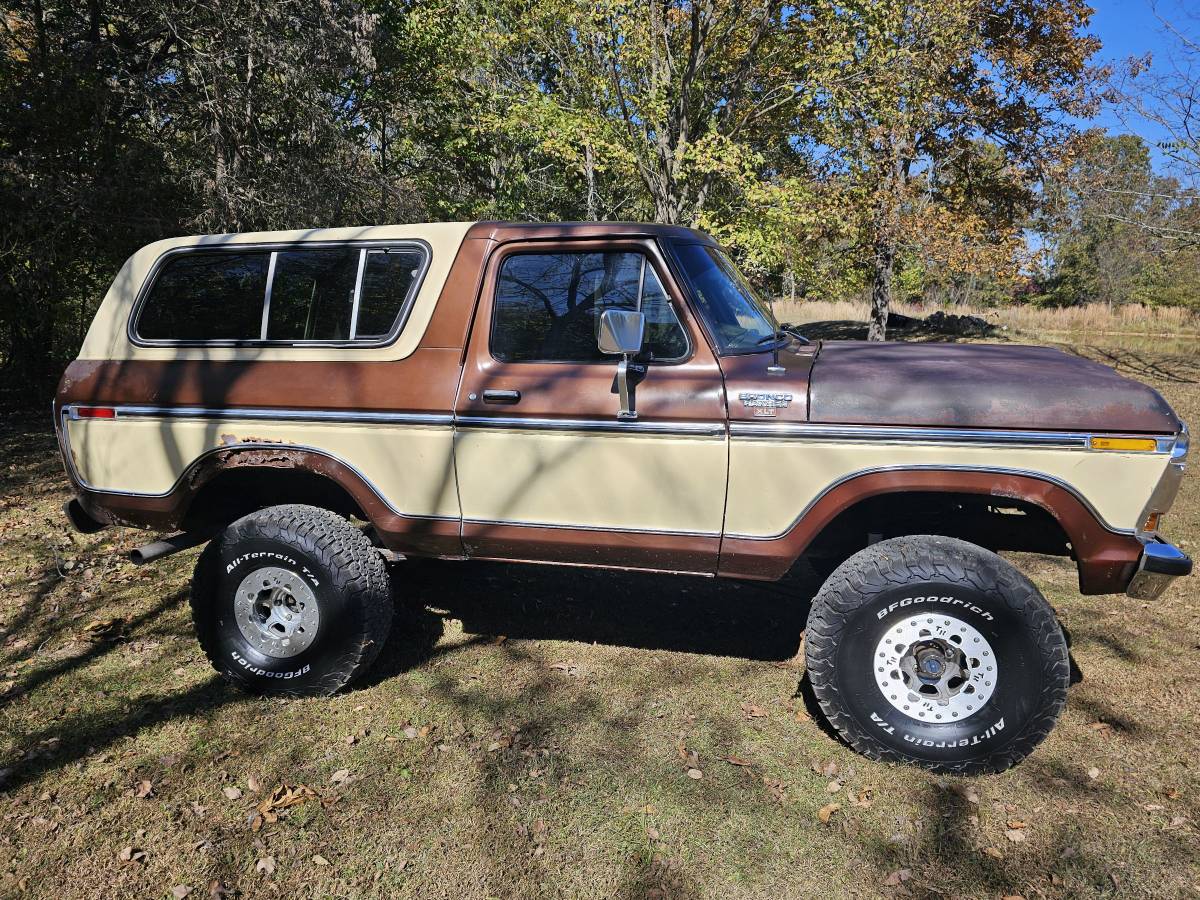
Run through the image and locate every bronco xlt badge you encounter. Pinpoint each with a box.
[739,391,793,416]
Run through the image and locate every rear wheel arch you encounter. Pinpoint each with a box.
[179,448,379,533]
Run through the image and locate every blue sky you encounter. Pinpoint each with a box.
[1087,0,1192,163]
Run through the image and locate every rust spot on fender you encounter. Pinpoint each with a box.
[186,445,307,490]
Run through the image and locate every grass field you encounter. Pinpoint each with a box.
[1,334,1199,899]
[777,299,1200,347]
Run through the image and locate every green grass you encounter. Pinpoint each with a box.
[1,337,1199,898]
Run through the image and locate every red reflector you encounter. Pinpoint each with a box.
[76,406,116,419]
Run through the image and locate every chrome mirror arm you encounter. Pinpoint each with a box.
[616,355,636,420]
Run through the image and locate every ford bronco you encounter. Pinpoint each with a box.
[54,221,1191,773]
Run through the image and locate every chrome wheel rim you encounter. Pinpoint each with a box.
[233,566,320,658]
[873,613,996,722]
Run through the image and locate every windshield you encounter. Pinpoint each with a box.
[670,243,780,354]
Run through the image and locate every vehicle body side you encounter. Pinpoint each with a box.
[54,221,1187,595]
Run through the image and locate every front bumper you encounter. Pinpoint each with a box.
[1127,539,1193,600]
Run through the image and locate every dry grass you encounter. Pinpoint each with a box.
[1,338,1199,899]
[776,298,1200,338]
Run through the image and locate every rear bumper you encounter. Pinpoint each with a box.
[1127,539,1192,600]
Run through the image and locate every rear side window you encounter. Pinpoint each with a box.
[135,243,428,344]
[491,251,689,363]
[136,252,269,341]
[357,250,425,339]
[266,248,360,341]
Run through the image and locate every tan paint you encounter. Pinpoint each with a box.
[454,427,727,534]
[78,222,476,362]
[66,418,460,519]
[726,439,1171,538]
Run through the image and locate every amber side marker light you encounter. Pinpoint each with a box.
[74,406,116,419]
[1090,436,1158,452]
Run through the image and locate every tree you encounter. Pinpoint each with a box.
[1036,131,1200,309]
[1114,4,1200,189]
[803,0,1101,339]
[480,0,812,226]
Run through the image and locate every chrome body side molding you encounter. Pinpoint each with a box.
[730,422,1178,453]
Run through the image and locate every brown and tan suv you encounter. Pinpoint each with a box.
[54,221,1191,773]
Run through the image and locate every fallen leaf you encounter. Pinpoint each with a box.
[686,768,703,780]
[256,856,275,876]
[818,759,839,778]
[646,826,660,840]
[721,755,753,767]
[118,845,147,864]
[1002,895,1025,900]
[247,774,262,793]
[817,802,840,824]
[134,779,152,799]
[344,734,357,746]
[403,726,419,739]
[741,702,768,718]
[852,788,874,809]
[953,784,980,805]
[1006,819,1027,829]
[171,887,192,899]
[330,768,352,785]
[222,786,243,801]
[1005,828,1026,843]
[826,779,843,794]
[312,854,330,866]
[1087,767,1100,780]
[983,846,1004,859]
[883,869,911,887]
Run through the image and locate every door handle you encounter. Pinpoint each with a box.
[482,389,521,405]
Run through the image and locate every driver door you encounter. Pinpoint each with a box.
[453,238,728,573]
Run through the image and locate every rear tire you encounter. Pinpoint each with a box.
[804,535,1069,774]
[191,504,392,697]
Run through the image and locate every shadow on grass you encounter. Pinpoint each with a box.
[392,557,821,662]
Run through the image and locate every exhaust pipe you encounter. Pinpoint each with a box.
[129,530,212,565]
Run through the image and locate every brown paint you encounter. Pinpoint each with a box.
[461,522,718,574]
[717,469,1144,595]
[809,341,1181,433]
[719,340,817,423]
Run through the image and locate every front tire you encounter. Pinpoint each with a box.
[191,504,392,697]
[805,535,1069,774]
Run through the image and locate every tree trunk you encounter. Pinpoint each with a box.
[868,237,894,342]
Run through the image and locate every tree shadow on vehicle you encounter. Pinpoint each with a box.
[387,557,823,664]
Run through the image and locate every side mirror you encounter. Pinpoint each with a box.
[597,309,645,356]
[597,309,646,420]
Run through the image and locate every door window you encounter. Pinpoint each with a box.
[491,251,688,363]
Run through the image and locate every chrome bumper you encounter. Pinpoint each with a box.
[1127,540,1193,600]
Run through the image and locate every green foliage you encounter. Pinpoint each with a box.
[1036,131,1200,310]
